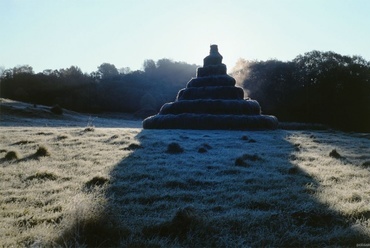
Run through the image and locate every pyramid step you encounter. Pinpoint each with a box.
[159,99,261,115]
[187,75,236,87]
[177,86,244,100]
[143,113,278,130]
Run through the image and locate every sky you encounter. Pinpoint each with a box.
[1,0,370,74]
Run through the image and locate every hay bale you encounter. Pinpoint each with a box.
[197,64,227,77]
[143,113,278,130]
[176,86,244,100]
[186,75,236,87]
[159,99,261,115]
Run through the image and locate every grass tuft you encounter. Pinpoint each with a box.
[56,203,129,247]
[362,161,370,168]
[56,135,68,140]
[288,166,300,174]
[83,117,96,132]
[4,151,19,160]
[291,210,341,227]
[202,143,212,149]
[12,140,35,145]
[26,172,58,181]
[235,157,249,167]
[142,206,203,240]
[198,147,207,153]
[294,143,301,151]
[85,176,109,190]
[124,143,142,151]
[198,143,212,153]
[248,200,274,211]
[50,105,63,115]
[166,142,184,154]
[242,153,263,161]
[348,193,362,203]
[109,134,119,140]
[84,127,95,132]
[35,146,50,157]
[235,153,262,167]
[329,149,342,159]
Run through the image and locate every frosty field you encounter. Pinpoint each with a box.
[1,105,370,246]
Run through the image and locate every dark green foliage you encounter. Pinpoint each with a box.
[0,61,197,116]
[235,51,370,132]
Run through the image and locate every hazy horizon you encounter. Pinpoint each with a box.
[1,0,370,74]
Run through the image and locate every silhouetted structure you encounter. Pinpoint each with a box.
[143,45,278,130]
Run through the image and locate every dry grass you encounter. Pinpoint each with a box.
[0,125,140,246]
[1,114,370,246]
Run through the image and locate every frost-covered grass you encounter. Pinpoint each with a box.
[1,123,370,246]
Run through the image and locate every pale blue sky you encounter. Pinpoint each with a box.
[1,0,369,73]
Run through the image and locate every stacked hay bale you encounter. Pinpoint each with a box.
[143,45,278,130]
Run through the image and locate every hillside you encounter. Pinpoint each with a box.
[0,98,141,128]
[0,99,370,246]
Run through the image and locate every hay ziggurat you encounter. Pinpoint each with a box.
[143,45,278,130]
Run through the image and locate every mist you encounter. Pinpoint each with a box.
[230,58,251,98]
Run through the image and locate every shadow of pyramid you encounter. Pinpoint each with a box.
[98,128,370,246]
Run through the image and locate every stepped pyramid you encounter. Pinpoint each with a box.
[143,45,278,130]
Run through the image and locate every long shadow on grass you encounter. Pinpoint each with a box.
[63,129,370,246]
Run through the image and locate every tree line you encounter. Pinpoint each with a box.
[1,50,370,131]
[232,51,370,132]
[0,59,198,118]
